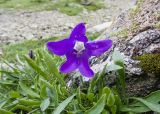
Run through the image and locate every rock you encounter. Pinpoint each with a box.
[123,29,160,75]
[90,0,160,96]
[91,29,160,96]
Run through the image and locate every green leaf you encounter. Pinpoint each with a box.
[40,84,47,98]
[102,109,110,114]
[19,99,41,106]
[40,98,50,111]
[120,105,150,113]
[19,82,40,98]
[0,100,7,108]
[10,105,32,112]
[88,73,98,93]
[106,63,122,72]
[131,97,160,113]
[24,56,48,80]
[42,51,59,76]
[120,90,160,113]
[112,50,125,88]
[87,93,94,102]
[0,109,13,114]
[112,50,126,104]
[0,80,16,85]
[77,87,81,104]
[56,85,63,95]
[52,94,76,114]
[85,94,106,114]
[107,93,115,107]
[46,86,59,107]
[39,50,65,85]
[114,95,122,106]
[9,91,20,98]
[102,87,111,98]
[111,105,117,114]
[40,78,53,88]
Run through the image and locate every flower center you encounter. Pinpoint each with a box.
[74,41,85,52]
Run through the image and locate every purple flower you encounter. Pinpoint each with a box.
[47,23,112,78]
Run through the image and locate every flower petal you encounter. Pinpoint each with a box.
[70,23,88,42]
[85,39,112,57]
[79,58,94,78]
[47,39,74,56]
[60,49,78,73]
[60,60,78,73]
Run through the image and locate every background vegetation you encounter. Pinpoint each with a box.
[0,50,160,114]
[0,0,104,15]
[0,32,100,62]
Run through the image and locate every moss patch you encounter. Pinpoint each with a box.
[129,22,139,33]
[136,54,160,75]
[154,22,160,29]
[129,0,144,18]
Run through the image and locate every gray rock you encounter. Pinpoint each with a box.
[123,29,160,75]
[92,29,160,96]
[85,28,159,97]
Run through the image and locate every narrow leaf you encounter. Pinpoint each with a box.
[106,63,122,72]
[112,50,125,88]
[40,98,50,111]
[120,90,160,113]
[85,94,106,114]
[132,97,160,113]
[0,109,13,114]
[52,94,76,114]
[19,82,40,98]
[19,99,41,106]
[24,56,48,80]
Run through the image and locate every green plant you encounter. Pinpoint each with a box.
[0,49,68,113]
[1,49,160,114]
[0,37,58,62]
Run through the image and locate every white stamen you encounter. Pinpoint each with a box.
[74,41,85,52]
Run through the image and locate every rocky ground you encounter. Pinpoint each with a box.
[0,0,135,45]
